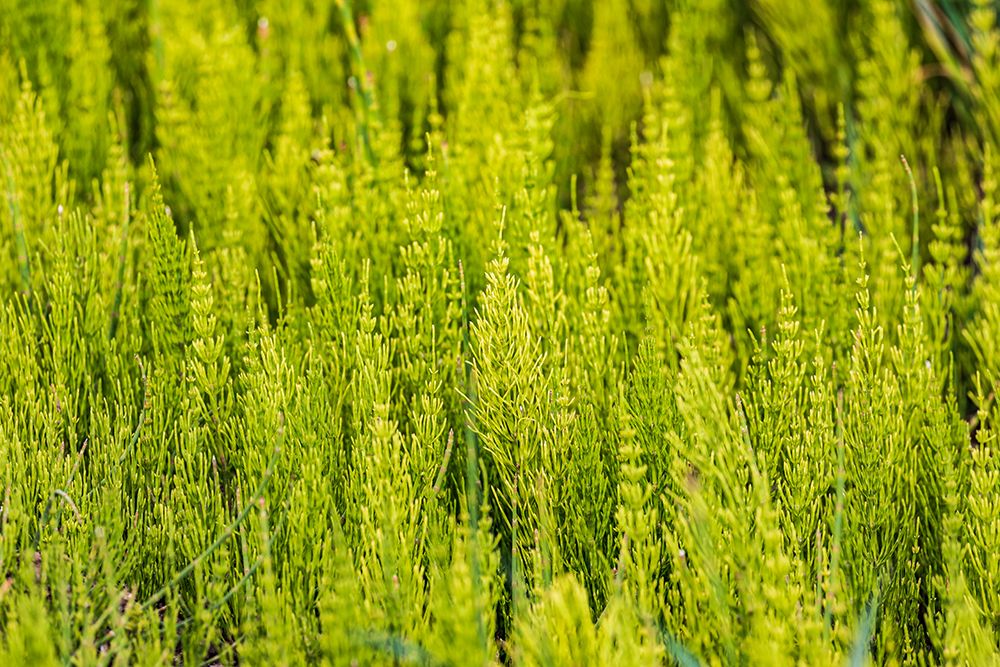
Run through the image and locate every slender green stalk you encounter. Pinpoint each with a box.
[108,182,130,340]
[825,390,847,638]
[901,154,920,282]
[431,429,454,495]
[119,356,148,464]
[457,258,486,653]
[2,161,30,298]
[335,0,378,166]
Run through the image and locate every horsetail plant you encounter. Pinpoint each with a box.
[5,0,1000,665]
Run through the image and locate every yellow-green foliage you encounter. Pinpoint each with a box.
[3,0,1000,665]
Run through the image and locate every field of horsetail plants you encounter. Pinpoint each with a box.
[5,0,1000,664]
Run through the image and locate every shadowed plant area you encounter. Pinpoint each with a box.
[4,0,1000,664]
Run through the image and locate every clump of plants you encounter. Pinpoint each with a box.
[3,0,1000,664]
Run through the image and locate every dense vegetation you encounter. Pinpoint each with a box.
[5,0,1000,664]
